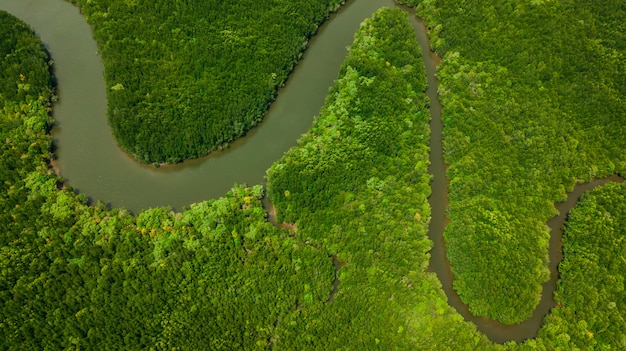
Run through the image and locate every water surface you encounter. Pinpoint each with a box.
[0,0,396,212]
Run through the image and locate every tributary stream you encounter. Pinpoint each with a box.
[407,6,625,342]
[1,0,622,345]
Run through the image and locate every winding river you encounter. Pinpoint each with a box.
[0,0,398,212]
[407,7,625,342]
[1,0,622,345]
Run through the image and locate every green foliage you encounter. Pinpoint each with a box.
[416,0,626,323]
[2,180,335,349]
[267,8,489,349]
[509,183,626,350]
[395,0,423,7]
[0,12,52,106]
[0,13,334,350]
[539,182,626,350]
[66,0,342,163]
[0,11,54,237]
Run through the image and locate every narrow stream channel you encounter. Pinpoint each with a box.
[406,7,625,343]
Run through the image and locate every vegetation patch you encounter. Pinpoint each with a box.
[416,0,626,323]
[523,183,626,350]
[267,8,489,349]
[67,0,342,163]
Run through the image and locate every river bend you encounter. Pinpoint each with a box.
[408,8,625,343]
[0,0,397,212]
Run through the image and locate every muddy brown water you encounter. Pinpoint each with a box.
[0,0,396,212]
[406,7,625,343]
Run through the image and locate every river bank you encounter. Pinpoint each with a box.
[0,0,396,212]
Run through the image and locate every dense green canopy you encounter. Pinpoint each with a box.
[533,183,626,350]
[0,8,488,349]
[415,0,626,324]
[67,0,342,163]
[2,0,626,349]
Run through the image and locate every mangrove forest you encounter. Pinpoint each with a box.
[1,0,625,350]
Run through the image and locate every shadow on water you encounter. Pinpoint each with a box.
[327,254,346,303]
